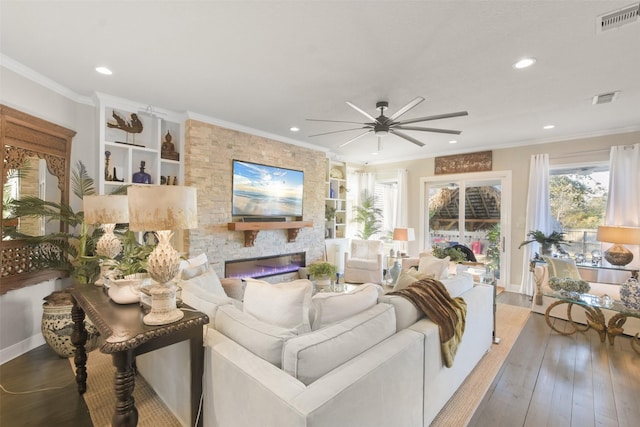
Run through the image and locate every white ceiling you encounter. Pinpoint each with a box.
[1,1,639,165]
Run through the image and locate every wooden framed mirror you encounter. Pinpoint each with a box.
[1,105,75,294]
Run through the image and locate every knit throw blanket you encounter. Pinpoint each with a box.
[388,278,467,368]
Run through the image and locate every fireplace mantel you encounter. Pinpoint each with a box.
[227,221,313,247]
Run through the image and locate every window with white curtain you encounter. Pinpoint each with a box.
[374,180,398,240]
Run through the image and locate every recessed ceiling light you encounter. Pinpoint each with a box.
[371,152,378,155]
[448,140,458,144]
[543,125,555,130]
[289,126,300,132]
[95,66,112,75]
[513,58,536,69]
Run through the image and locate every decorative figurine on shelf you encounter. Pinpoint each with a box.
[104,151,113,181]
[107,110,144,146]
[161,131,180,161]
[132,161,151,184]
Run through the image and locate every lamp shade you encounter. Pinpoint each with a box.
[596,226,640,245]
[83,195,129,225]
[127,185,198,231]
[393,227,415,242]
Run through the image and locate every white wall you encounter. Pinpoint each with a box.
[0,65,97,363]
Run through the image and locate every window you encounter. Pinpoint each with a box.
[549,162,609,258]
[374,180,397,240]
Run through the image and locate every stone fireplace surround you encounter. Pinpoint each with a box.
[182,119,328,283]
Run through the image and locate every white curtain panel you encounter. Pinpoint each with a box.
[357,172,376,203]
[395,169,409,227]
[519,154,551,296]
[604,143,640,270]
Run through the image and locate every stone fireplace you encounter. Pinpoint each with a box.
[225,252,306,279]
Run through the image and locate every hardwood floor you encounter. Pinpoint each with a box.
[470,292,640,427]
[1,291,638,427]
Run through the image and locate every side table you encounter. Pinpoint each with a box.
[70,284,209,427]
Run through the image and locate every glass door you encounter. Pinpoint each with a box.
[421,171,511,287]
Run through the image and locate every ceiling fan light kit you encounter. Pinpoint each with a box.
[308,96,468,150]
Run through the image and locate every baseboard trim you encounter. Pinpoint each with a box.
[0,334,45,365]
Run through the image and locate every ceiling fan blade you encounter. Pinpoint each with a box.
[389,129,425,147]
[308,127,369,137]
[389,96,425,121]
[346,101,379,123]
[396,111,469,126]
[394,125,462,135]
[339,130,371,148]
[306,118,368,125]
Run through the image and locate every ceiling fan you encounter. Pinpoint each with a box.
[307,96,468,148]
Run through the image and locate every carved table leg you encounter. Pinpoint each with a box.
[606,313,627,346]
[112,350,138,427]
[71,301,88,394]
[545,300,591,335]
[583,305,606,343]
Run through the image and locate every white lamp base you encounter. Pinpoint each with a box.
[143,283,184,325]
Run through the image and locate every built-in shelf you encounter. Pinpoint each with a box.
[227,221,313,247]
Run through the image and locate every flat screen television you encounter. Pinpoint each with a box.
[232,160,304,217]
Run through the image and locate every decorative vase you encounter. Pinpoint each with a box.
[106,277,143,304]
[132,160,151,184]
[620,277,640,310]
[42,303,100,358]
[389,260,402,285]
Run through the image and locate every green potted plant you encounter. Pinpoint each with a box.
[432,246,468,263]
[518,230,570,256]
[352,189,382,240]
[308,261,338,291]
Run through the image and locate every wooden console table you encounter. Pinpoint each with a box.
[70,284,209,427]
[228,221,312,246]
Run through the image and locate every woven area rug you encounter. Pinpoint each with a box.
[68,351,181,427]
[430,303,531,426]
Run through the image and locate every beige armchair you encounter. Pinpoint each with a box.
[344,239,384,284]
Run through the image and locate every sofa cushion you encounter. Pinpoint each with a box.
[282,303,396,385]
[215,305,297,368]
[310,283,381,330]
[345,258,378,269]
[378,294,424,331]
[440,272,474,298]
[220,278,246,301]
[243,278,313,334]
[543,256,581,280]
[418,255,450,280]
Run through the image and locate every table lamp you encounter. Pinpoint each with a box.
[393,227,415,256]
[127,185,198,325]
[596,225,640,266]
[83,194,129,285]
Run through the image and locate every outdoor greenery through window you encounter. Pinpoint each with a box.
[549,163,608,258]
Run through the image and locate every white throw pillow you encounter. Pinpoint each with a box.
[178,269,226,298]
[392,267,433,291]
[179,253,209,279]
[310,283,381,330]
[215,305,297,367]
[243,278,313,334]
[417,255,450,280]
[282,303,396,385]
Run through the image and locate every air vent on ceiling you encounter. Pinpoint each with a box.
[592,91,619,105]
[597,2,639,32]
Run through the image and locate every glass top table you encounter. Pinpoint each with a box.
[544,290,639,355]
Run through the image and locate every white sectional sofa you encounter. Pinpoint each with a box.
[180,274,494,427]
[531,263,640,337]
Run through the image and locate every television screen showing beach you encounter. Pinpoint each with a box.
[232,161,304,216]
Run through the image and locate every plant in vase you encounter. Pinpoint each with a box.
[308,261,338,292]
[104,230,155,304]
[519,230,570,256]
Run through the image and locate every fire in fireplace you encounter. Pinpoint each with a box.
[225,252,305,279]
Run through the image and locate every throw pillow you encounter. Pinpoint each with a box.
[393,267,433,291]
[310,283,381,330]
[282,303,396,385]
[220,278,246,301]
[179,253,209,279]
[215,305,297,368]
[542,256,581,280]
[243,278,313,334]
[178,269,226,297]
[417,255,450,280]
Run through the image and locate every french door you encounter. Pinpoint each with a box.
[420,171,512,288]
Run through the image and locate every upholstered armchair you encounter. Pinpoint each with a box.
[344,239,384,284]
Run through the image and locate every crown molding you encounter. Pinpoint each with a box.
[1,54,93,106]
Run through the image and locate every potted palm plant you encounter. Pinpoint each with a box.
[519,230,570,256]
[352,189,382,240]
